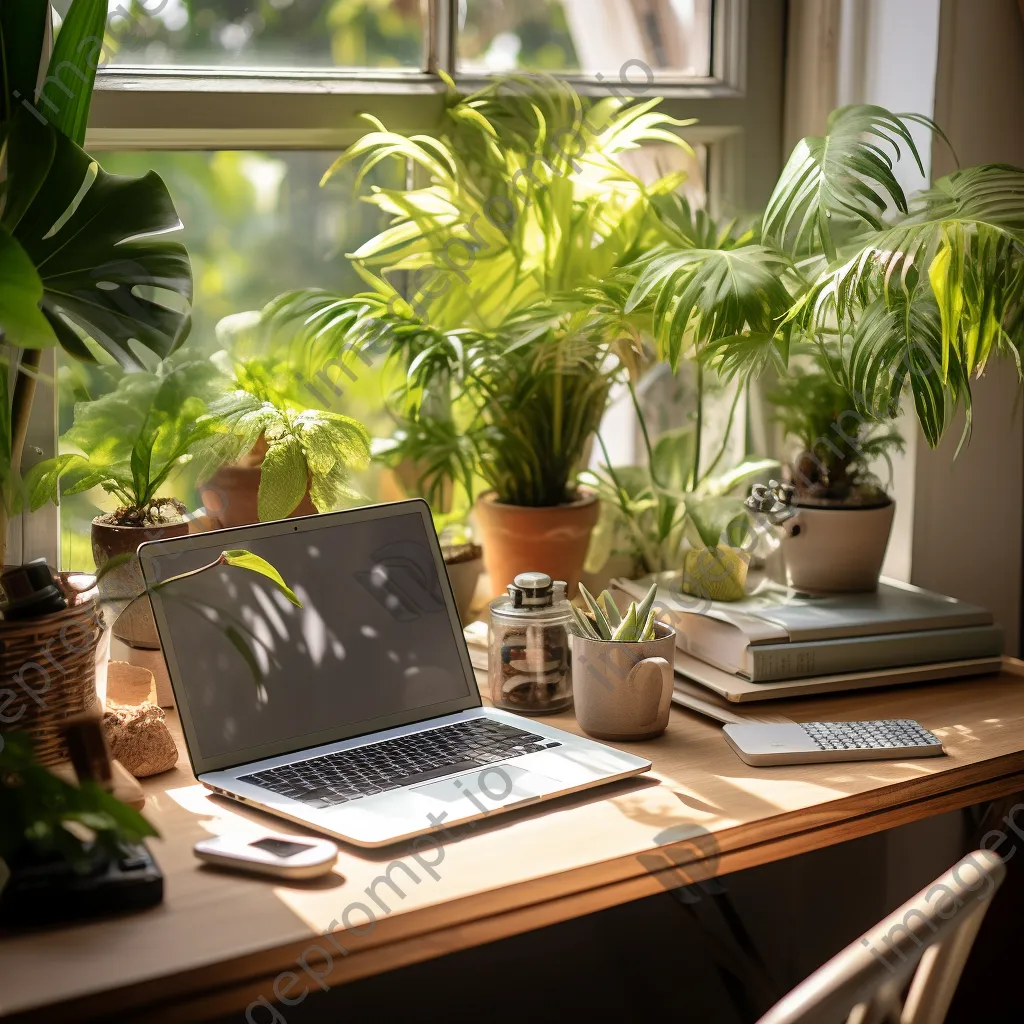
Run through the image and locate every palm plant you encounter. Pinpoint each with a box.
[766,348,905,504]
[623,106,1024,454]
[195,354,372,521]
[263,73,694,509]
[0,2,193,565]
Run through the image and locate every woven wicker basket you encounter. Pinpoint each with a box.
[0,576,106,766]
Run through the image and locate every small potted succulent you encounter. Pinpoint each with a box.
[568,583,676,741]
[24,361,217,648]
[194,353,372,526]
[746,353,904,592]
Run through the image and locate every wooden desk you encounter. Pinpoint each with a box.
[4,665,1024,1023]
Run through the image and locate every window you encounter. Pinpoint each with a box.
[21,1,785,568]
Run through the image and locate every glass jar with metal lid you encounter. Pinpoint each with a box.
[488,571,573,715]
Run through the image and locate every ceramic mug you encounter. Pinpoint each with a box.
[571,623,676,740]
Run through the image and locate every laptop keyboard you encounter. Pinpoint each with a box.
[238,719,560,809]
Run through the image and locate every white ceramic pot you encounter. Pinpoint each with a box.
[444,555,483,625]
[571,623,676,741]
[779,500,895,593]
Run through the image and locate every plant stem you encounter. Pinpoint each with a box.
[697,381,742,486]
[690,363,703,491]
[2,352,43,568]
[153,554,227,591]
[628,380,664,488]
[595,432,630,511]
[10,352,41,485]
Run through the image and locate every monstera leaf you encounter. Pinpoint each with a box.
[0,226,52,348]
[1,112,192,366]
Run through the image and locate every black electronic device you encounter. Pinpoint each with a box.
[0,842,164,928]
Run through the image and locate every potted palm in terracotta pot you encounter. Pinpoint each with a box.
[623,106,1024,592]
[263,74,694,597]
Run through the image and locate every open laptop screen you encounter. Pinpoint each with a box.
[139,503,479,773]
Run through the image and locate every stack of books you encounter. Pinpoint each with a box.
[612,576,1004,704]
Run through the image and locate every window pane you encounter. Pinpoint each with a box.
[627,140,707,208]
[457,0,713,77]
[55,1,424,70]
[58,150,401,569]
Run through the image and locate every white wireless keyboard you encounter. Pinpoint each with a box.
[723,719,945,766]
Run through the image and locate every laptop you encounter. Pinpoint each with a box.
[138,499,651,848]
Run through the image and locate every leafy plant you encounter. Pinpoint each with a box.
[767,349,905,502]
[568,583,658,642]
[263,74,694,508]
[23,361,217,524]
[581,399,776,577]
[622,105,1024,456]
[0,0,193,564]
[92,545,304,689]
[0,731,158,882]
[194,354,372,520]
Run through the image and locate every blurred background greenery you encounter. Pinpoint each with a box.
[56,0,711,566]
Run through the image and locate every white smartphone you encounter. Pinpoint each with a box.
[194,833,340,880]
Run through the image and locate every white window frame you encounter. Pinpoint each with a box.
[85,0,784,209]
[18,0,786,568]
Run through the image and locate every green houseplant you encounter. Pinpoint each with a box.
[1,550,300,903]
[194,352,372,527]
[0,1,193,569]
[748,348,905,592]
[265,73,694,596]
[581,397,776,599]
[24,360,216,648]
[623,106,1024,592]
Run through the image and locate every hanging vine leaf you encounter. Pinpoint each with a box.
[221,549,302,607]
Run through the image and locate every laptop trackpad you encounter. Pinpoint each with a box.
[411,764,558,810]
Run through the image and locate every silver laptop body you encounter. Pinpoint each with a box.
[139,500,650,848]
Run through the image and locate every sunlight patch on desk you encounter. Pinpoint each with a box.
[861,762,939,784]
[167,783,222,814]
[718,775,849,809]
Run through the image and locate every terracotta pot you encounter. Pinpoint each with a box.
[473,491,599,599]
[200,463,316,529]
[91,517,189,649]
[779,500,895,593]
[571,622,676,741]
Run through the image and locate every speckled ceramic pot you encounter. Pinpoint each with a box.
[571,622,676,741]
